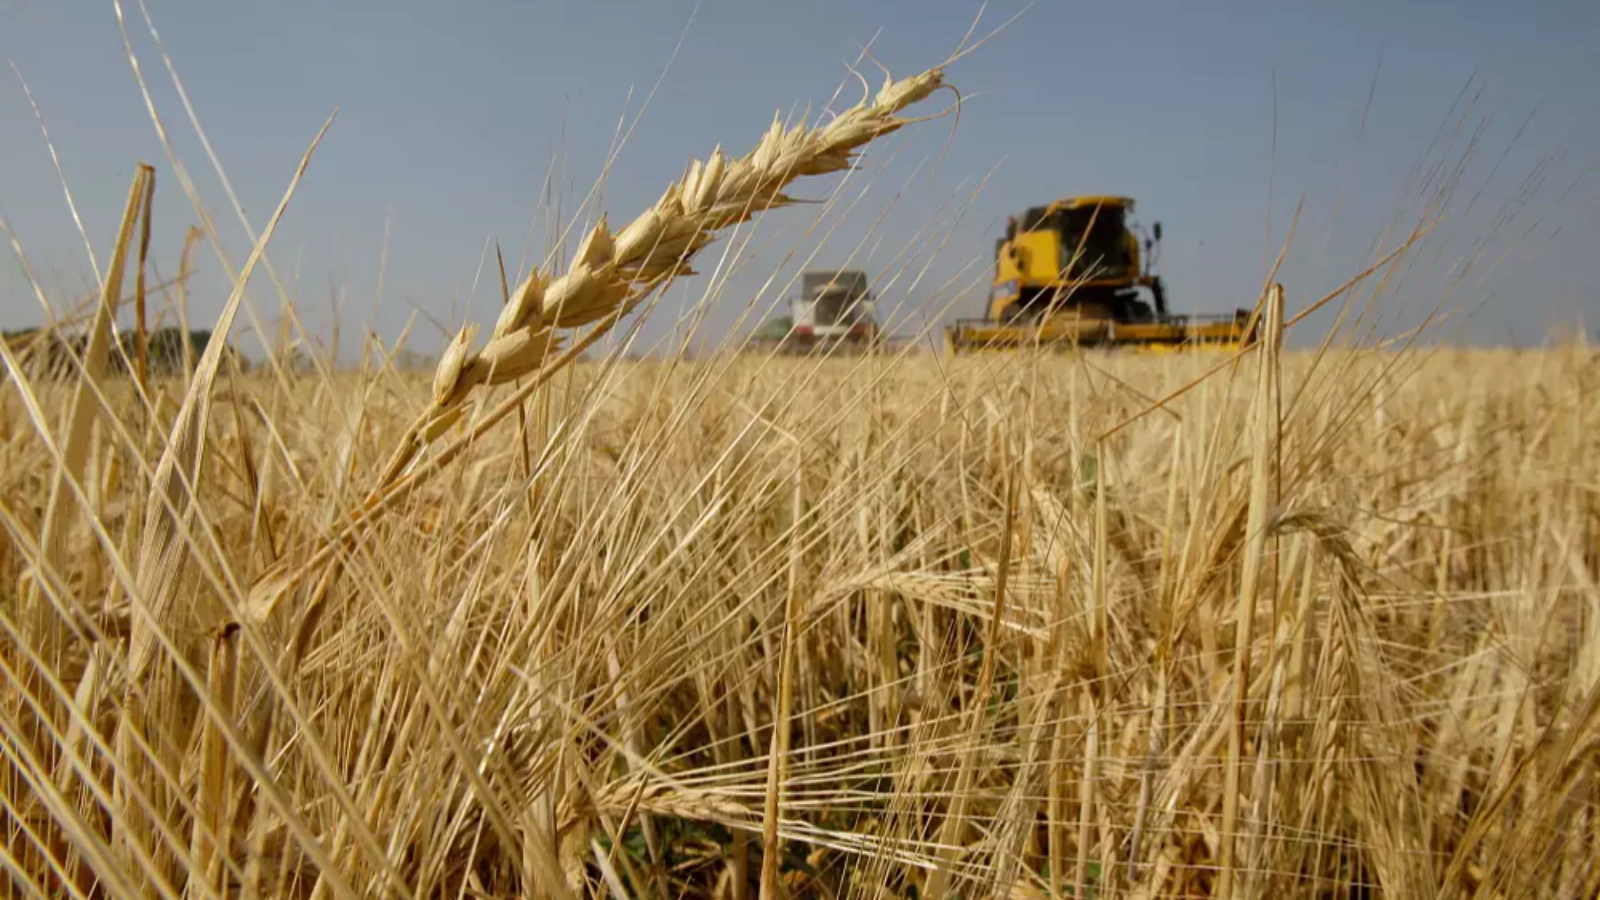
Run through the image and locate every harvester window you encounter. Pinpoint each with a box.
[1056,206,1132,279]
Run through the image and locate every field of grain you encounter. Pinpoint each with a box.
[0,22,1596,896]
[3,331,1597,897]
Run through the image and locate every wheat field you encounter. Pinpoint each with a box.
[3,328,1598,898]
[0,24,1597,898]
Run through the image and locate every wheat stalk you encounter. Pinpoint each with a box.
[246,64,953,622]
[378,65,950,485]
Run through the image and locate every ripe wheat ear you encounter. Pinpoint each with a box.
[249,63,955,619]
[379,66,951,482]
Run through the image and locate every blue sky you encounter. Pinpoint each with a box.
[3,0,1597,360]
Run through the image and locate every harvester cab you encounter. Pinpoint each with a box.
[785,270,880,353]
[945,196,1254,354]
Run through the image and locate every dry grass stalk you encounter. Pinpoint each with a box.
[134,167,155,395]
[174,226,203,380]
[25,165,154,649]
[188,623,237,896]
[759,447,806,900]
[1217,282,1284,895]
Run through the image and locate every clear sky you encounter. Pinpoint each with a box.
[3,0,1597,360]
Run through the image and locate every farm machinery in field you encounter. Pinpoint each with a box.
[750,269,885,355]
[943,195,1255,355]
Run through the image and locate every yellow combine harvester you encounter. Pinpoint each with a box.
[944,195,1255,355]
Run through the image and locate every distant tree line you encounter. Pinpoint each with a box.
[1,326,247,381]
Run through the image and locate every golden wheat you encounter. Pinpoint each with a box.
[2,25,1597,899]
[394,67,948,478]
[6,341,1597,898]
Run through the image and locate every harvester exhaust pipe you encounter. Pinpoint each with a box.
[1150,221,1167,316]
